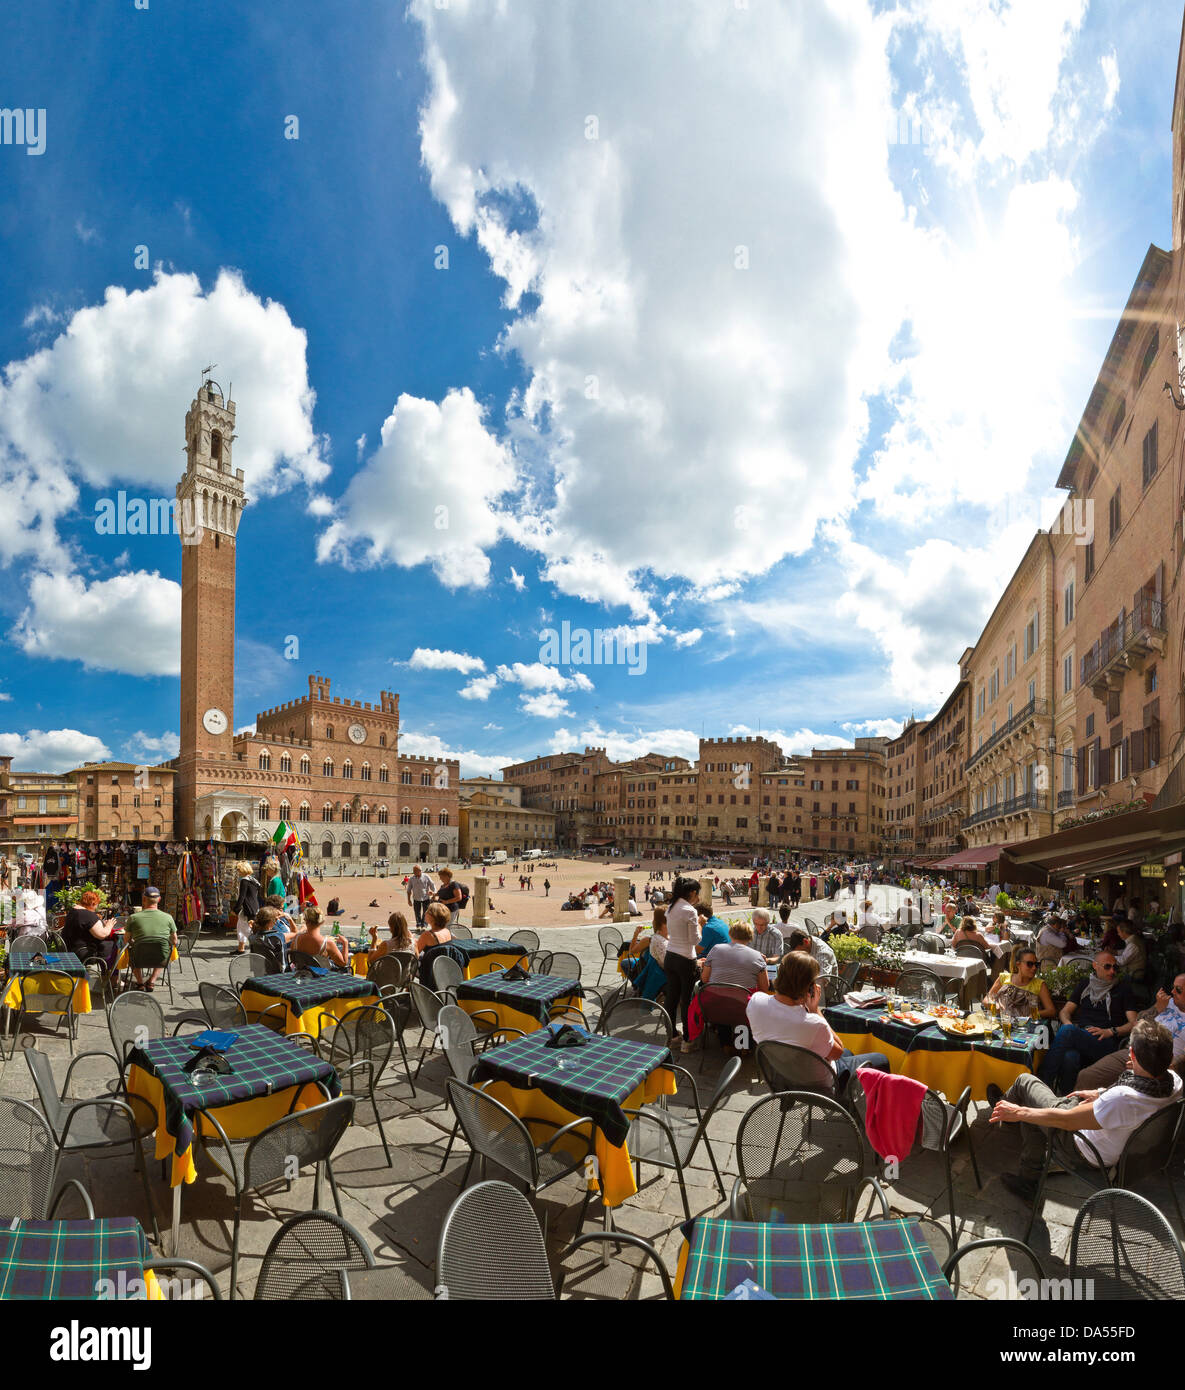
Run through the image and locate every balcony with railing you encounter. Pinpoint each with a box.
[1056,789,1075,809]
[966,697,1049,773]
[1080,596,1166,694]
[961,790,1050,829]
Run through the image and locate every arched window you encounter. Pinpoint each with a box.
[359,806,370,824]
[377,806,388,825]
[326,725,334,740]
[341,806,352,824]
[419,808,431,826]
[399,808,411,825]
[359,840,370,859]
[258,751,271,771]
[321,840,333,859]
[278,800,291,821]
[211,429,223,464]
[378,765,389,783]
[279,753,291,773]
[400,770,412,785]
[420,771,432,787]
[300,756,310,775]
[360,762,371,781]
[323,759,334,777]
[340,841,351,858]
[298,802,310,822]
[378,733,386,748]
[437,841,449,858]
[377,841,388,858]
[438,809,449,826]
[342,760,353,779]
[258,800,270,819]
[322,805,333,823]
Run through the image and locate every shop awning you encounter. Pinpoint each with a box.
[934,844,1006,871]
[1007,796,1185,881]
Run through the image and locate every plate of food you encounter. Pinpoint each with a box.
[885,1010,935,1028]
[930,1003,963,1020]
[934,1015,992,1037]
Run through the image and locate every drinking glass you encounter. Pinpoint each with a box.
[1000,1013,1013,1042]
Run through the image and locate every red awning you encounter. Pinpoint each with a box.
[934,844,1006,871]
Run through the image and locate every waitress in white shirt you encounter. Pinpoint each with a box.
[664,876,702,1053]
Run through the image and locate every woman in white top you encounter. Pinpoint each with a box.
[664,876,702,1052]
[746,950,889,1087]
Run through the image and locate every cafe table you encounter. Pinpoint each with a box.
[824,1000,1043,1102]
[456,969,585,1034]
[419,937,528,989]
[2,950,91,1015]
[239,969,380,1037]
[674,1216,953,1300]
[470,1029,676,1211]
[125,1023,340,1253]
[0,1219,162,1300]
[113,938,179,971]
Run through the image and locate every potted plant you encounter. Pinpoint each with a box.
[830,932,879,987]
[1040,960,1091,1011]
[995,891,1014,911]
[54,881,113,914]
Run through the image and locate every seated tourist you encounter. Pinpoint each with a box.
[1034,915,1070,967]
[123,887,178,992]
[896,896,920,927]
[292,906,350,970]
[750,907,784,962]
[60,889,119,970]
[941,901,962,935]
[990,1019,1183,1204]
[1036,951,1138,1094]
[985,945,1056,1020]
[786,926,838,980]
[1115,920,1147,985]
[414,901,454,955]
[369,911,414,961]
[1076,973,1185,1089]
[696,907,730,956]
[701,921,771,1049]
[248,906,293,971]
[626,907,662,958]
[746,950,890,1088]
[856,900,883,945]
[951,917,990,953]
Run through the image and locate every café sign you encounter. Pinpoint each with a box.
[1140,863,1164,878]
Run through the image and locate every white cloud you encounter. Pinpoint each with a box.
[548,721,700,765]
[674,628,703,648]
[235,723,258,737]
[843,718,904,740]
[1100,51,1120,112]
[482,722,503,731]
[728,723,851,757]
[113,550,129,568]
[407,647,486,675]
[15,570,181,676]
[316,389,515,587]
[22,304,61,330]
[508,566,526,591]
[124,730,180,761]
[398,731,514,780]
[0,728,111,772]
[459,674,498,701]
[74,219,99,244]
[496,661,589,693]
[521,691,569,719]
[0,691,10,702]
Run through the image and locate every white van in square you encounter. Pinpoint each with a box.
[522,848,544,860]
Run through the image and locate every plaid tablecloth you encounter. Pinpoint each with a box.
[825,1001,1043,1068]
[456,971,584,1026]
[677,1217,952,1300]
[0,1219,154,1300]
[420,938,528,989]
[7,951,85,976]
[127,1024,339,1179]
[240,970,378,1011]
[471,1030,671,1146]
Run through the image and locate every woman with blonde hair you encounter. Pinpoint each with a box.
[414,900,453,954]
[291,904,349,969]
[369,911,414,960]
[230,860,263,955]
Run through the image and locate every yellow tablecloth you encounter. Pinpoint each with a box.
[351,948,374,978]
[832,1025,1040,1103]
[482,1065,677,1208]
[456,992,583,1037]
[114,942,179,970]
[460,950,528,980]
[239,984,379,1038]
[126,1064,329,1187]
[2,973,91,1015]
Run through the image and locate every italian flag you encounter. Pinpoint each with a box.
[271,821,300,865]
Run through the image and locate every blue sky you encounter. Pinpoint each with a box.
[0,0,1178,775]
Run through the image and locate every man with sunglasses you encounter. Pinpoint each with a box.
[1074,972,1185,1090]
[1035,951,1138,1094]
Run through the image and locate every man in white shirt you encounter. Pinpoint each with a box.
[786,926,837,980]
[406,864,435,927]
[991,1018,1183,1203]
[856,900,883,944]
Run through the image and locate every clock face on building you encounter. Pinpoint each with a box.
[203,707,228,735]
[348,722,367,744]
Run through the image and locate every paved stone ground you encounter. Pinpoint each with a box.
[1,891,1180,1300]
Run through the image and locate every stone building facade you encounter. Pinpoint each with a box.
[71,762,175,842]
[885,716,927,862]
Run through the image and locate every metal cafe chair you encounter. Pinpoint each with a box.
[0,1095,95,1221]
[254,1210,376,1301]
[1068,1187,1185,1300]
[6,968,80,1059]
[596,925,625,985]
[437,1179,555,1300]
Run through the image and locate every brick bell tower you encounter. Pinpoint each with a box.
[173,374,247,836]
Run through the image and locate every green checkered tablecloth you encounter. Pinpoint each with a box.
[127,1023,340,1164]
[0,1219,153,1300]
[241,970,378,1011]
[7,951,85,977]
[420,938,527,990]
[825,1001,1043,1068]
[455,970,585,1026]
[470,1029,671,1146]
[678,1217,953,1300]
